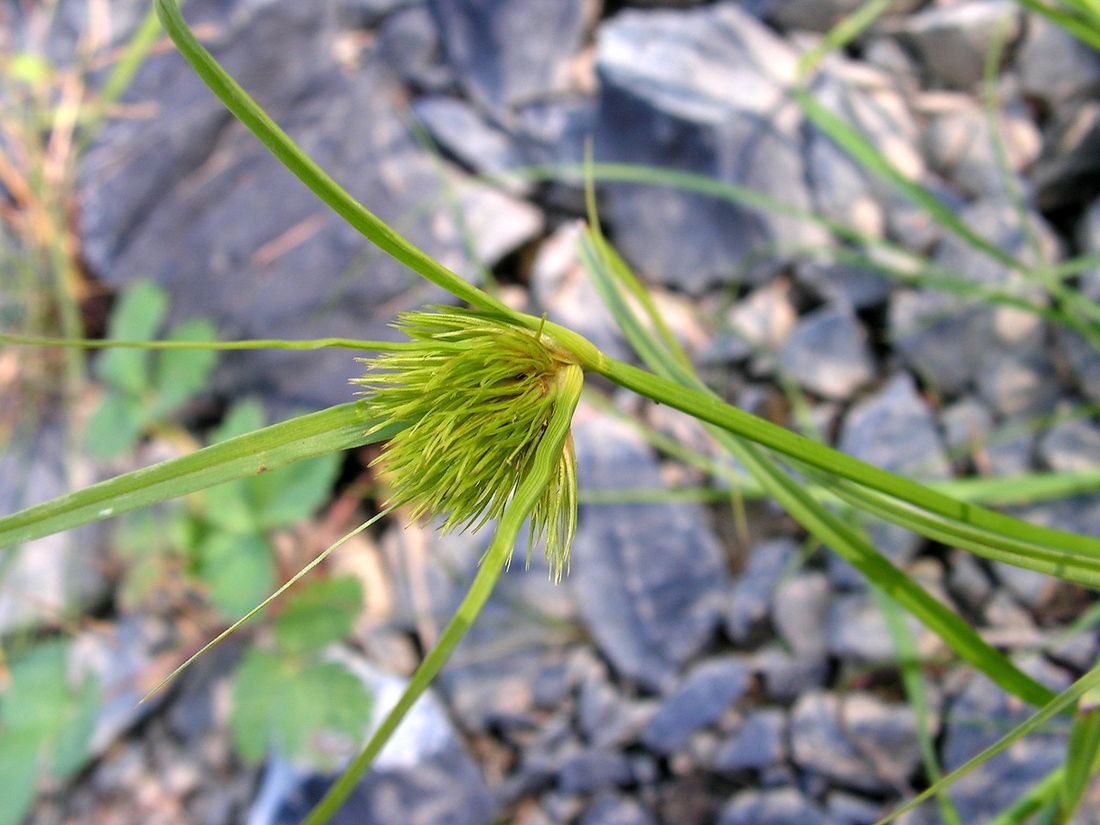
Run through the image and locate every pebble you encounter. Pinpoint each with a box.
[718,787,833,825]
[712,709,787,773]
[641,657,751,755]
[897,0,1021,89]
[725,538,799,645]
[772,571,831,659]
[780,305,876,400]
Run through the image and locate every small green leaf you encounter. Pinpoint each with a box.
[199,478,255,534]
[95,281,169,394]
[152,318,219,415]
[211,400,266,443]
[85,392,148,459]
[229,648,372,767]
[249,452,341,530]
[198,532,274,618]
[275,576,363,656]
[0,729,39,825]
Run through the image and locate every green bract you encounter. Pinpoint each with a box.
[353,309,581,580]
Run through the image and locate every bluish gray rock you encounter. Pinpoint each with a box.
[718,788,834,825]
[1034,103,1100,210]
[780,305,876,400]
[570,408,729,692]
[413,96,526,176]
[825,592,931,664]
[790,691,920,793]
[725,538,798,645]
[557,750,634,795]
[1018,15,1100,111]
[975,348,1060,419]
[579,794,657,825]
[940,659,1070,823]
[641,657,750,754]
[79,4,540,413]
[838,373,950,480]
[713,709,787,772]
[1039,418,1100,473]
[374,3,452,91]
[593,2,826,292]
[752,645,830,703]
[427,0,588,111]
[897,0,1020,88]
[796,261,891,310]
[939,396,993,457]
[773,571,831,659]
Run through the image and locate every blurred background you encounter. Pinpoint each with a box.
[2,0,1100,823]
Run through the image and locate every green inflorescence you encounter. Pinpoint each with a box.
[353,308,581,580]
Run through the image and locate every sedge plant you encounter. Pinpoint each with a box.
[0,0,1099,822]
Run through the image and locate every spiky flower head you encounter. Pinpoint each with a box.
[353,308,581,580]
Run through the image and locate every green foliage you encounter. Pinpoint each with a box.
[116,399,342,618]
[0,640,100,825]
[229,576,371,767]
[86,281,218,459]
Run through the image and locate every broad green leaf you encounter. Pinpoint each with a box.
[152,317,219,414]
[95,280,168,394]
[0,402,389,549]
[50,675,101,780]
[198,531,274,619]
[200,478,255,534]
[0,730,39,825]
[84,391,147,459]
[275,576,363,655]
[249,452,341,529]
[230,648,372,766]
[211,399,265,443]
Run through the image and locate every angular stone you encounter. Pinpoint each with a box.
[594,2,826,292]
[570,407,729,692]
[790,691,921,794]
[579,795,657,825]
[725,538,799,645]
[718,280,798,365]
[79,7,540,412]
[939,396,993,457]
[641,657,750,755]
[838,373,950,480]
[428,0,588,111]
[557,750,634,795]
[713,709,787,773]
[1039,418,1100,473]
[718,788,832,825]
[752,645,829,703]
[796,261,891,310]
[898,0,1021,89]
[780,305,875,400]
[772,571,831,659]
[941,659,1070,823]
[975,348,1060,420]
[825,592,934,664]
[374,3,452,90]
[1033,102,1100,210]
[1018,15,1100,111]
[413,96,526,176]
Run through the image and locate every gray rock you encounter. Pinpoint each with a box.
[825,592,932,664]
[413,96,526,176]
[726,538,799,645]
[946,549,992,613]
[570,407,729,692]
[764,0,920,32]
[805,60,922,240]
[1018,15,1100,111]
[579,795,657,825]
[975,348,1060,419]
[797,261,891,310]
[577,665,657,750]
[557,750,634,795]
[790,691,920,794]
[991,560,1063,614]
[889,200,1057,397]
[1039,418,1100,473]
[530,221,631,362]
[898,0,1021,89]
[713,709,787,772]
[1057,326,1100,403]
[940,659,1070,823]
[428,0,587,111]
[940,396,993,457]
[921,93,1041,198]
[594,2,827,292]
[838,373,950,480]
[826,792,883,825]
[1034,102,1100,210]
[983,432,1036,477]
[641,657,751,755]
[718,788,833,825]
[342,0,419,25]
[718,279,798,365]
[772,571,831,659]
[79,6,540,413]
[780,305,876,400]
[252,656,494,825]
[374,4,452,91]
[0,417,106,634]
[752,645,830,703]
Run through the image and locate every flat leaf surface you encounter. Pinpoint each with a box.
[95,280,168,394]
[275,576,363,655]
[152,318,219,414]
[199,531,274,619]
[84,392,147,459]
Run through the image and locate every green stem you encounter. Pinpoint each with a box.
[302,365,583,825]
[0,331,419,352]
